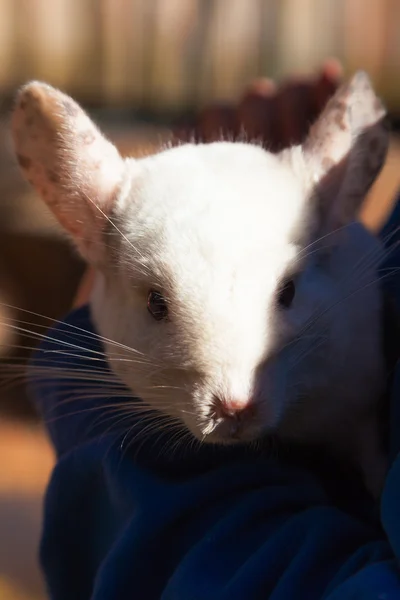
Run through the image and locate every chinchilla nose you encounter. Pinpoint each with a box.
[213,395,256,420]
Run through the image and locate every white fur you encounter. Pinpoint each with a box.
[90,142,385,464]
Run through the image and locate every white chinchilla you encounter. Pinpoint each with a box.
[11,71,389,495]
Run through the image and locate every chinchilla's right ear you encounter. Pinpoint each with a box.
[300,71,389,236]
[11,81,129,264]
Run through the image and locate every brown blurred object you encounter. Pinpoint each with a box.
[362,137,400,230]
[0,420,54,599]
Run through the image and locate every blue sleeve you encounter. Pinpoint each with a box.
[29,195,400,600]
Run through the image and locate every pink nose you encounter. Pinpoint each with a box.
[213,396,255,420]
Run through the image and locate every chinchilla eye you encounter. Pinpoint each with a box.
[147,290,168,321]
[277,279,295,309]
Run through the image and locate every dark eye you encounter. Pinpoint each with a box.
[147,290,168,321]
[278,279,295,308]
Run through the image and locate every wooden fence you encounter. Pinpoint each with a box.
[0,0,399,113]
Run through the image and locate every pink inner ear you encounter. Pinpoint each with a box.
[11,82,125,250]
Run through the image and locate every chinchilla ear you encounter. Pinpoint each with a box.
[11,81,127,264]
[301,71,389,234]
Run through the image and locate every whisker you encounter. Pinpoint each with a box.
[0,300,153,359]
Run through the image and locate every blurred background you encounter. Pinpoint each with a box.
[0,1,399,598]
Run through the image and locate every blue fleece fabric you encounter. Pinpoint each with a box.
[29,196,400,600]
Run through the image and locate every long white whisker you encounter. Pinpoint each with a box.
[0,300,152,358]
